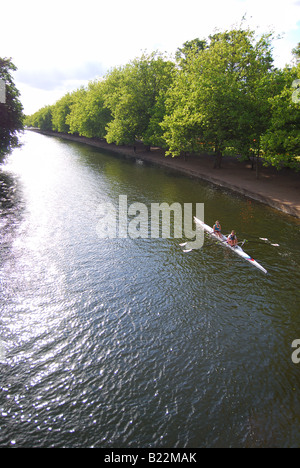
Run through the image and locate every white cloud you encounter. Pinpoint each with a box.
[15,61,105,91]
[1,0,299,114]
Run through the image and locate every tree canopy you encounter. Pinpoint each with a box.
[102,52,175,146]
[261,64,300,169]
[0,57,24,157]
[163,30,277,163]
[25,28,300,171]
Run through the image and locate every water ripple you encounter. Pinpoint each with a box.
[0,132,299,447]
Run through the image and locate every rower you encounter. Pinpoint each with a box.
[213,220,222,237]
[227,230,238,247]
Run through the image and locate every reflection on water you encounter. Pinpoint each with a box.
[0,131,299,448]
[0,171,24,260]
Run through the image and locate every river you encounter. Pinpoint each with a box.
[0,130,299,448]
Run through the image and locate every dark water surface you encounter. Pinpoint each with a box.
[0,131,299,447]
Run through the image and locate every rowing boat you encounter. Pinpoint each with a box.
[194,217,268,274]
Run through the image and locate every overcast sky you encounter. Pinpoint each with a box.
[1,0,299,114]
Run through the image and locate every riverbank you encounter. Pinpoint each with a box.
[28,129,300,219]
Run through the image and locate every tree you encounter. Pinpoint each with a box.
[52,93,73,133]
[292,42,300,65]
[261,64,300,170]
[226,32,277,176]
[64,87,87,135]
[141,56,175,148]
[66,82,111,138]
[175,38,207,66]
[0,57,24,156]
[24,28,299,173]
[162,29,275,169]
[103,52,175,146]
[35,105,53,131]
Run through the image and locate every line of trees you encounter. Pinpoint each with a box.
[25,28,300,170]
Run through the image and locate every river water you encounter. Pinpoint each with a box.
[0,131,299,448]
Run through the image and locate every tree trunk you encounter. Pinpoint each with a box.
[214,149,222,169]
[256,143,260,179]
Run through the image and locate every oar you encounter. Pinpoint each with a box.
[238,233,280,247]
[179,242,194,253]
[180,237,224,253]
[259,237,280,247]
[242,239,280,247]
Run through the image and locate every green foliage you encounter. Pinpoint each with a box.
[25,104,54,131]
[103,52,175,145]
[66,82,111,138]
[261,65,300,169]
[52,93,74,133]
[34,105,53,130]
[175,38,207,67]
[64,87,87,135]
[292,43,300,65]
[0,57,24,156]
[162,29,276,159]
[26,27,300,171]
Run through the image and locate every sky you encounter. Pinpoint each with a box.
[1,0,299,115]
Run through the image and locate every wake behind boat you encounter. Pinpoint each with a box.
[194,217,268,274]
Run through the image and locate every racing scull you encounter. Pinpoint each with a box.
[194,217,268,274]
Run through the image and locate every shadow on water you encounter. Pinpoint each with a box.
[0,170,24,267]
